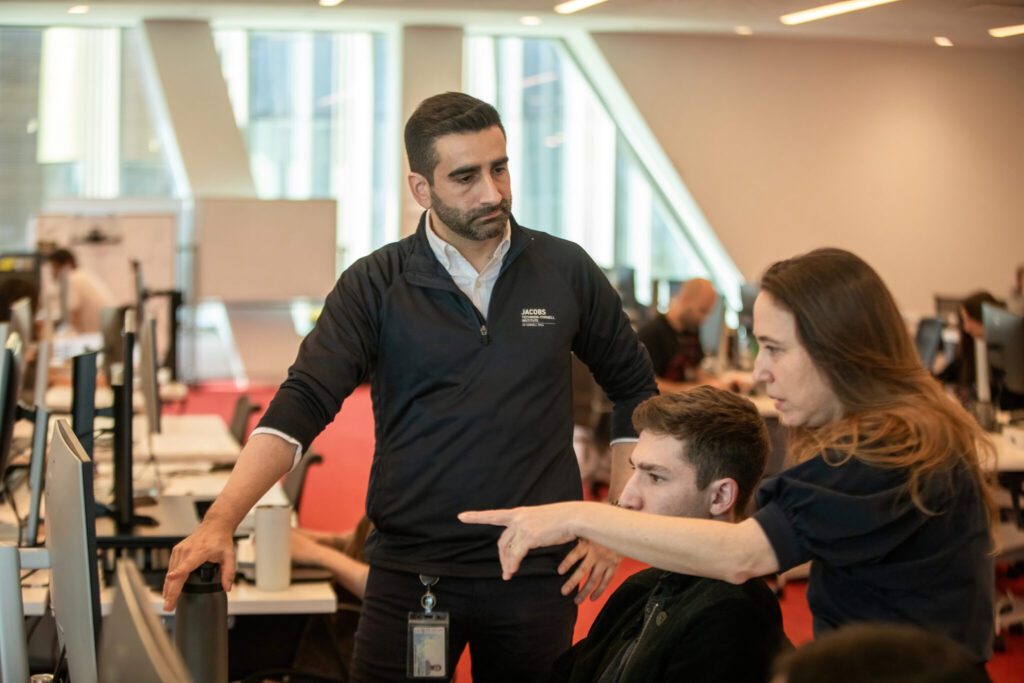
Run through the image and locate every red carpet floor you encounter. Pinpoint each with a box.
[185,384,1024,682]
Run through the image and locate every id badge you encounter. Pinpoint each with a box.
[407,611,449,678]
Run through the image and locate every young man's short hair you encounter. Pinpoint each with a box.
[404,92,505,181]
[631,387,769,514]
[772,623,988,683]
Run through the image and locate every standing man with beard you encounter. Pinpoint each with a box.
[162,92,657,682]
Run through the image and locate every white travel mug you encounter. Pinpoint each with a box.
[255,505,291,591]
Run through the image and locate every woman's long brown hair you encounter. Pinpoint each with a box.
[760,248,996,524]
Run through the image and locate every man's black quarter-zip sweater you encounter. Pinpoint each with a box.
[259,213,657,578]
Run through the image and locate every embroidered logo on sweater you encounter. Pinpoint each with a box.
[521,308,556,328]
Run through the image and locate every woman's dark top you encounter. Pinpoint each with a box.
[754,452,994,662]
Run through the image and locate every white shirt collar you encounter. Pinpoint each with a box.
[425,211,511,273]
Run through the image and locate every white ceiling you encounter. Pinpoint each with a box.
[1,0,1023,48]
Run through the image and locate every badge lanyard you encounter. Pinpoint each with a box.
[407,574,450,679]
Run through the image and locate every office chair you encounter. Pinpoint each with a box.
[282,451,324,514]
[229,394,262,445]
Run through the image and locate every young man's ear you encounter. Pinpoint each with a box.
[408,172,432,210]
[707,478,739,519]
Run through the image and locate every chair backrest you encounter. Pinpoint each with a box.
[229,394,260,445]
[282,451,324,513]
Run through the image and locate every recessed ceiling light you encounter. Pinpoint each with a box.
[780,0,901,26]
[520,16,542,27]
[933,36,953,47]
[67,4,90,14]
[554,0,610,15]
[988,23,1024,38]
[318,0,344,7]
[734,26,754,36]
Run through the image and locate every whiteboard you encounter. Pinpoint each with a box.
[36,212,178,357]
[36,213,177,305]
[194,198,338,302]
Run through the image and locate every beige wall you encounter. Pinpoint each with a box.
[594,33,1024,313]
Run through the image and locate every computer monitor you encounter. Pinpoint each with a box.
[99,558,195,683]
[111,311,155,530]
[45,419,102,683]
[100,306,127,385]
[139,316,162,436]
[914,317,944,372]
[71,351,101,458]
[739,283,759,333]
[0,336,22,497]
[21,405,48,548]
[57,265,70,329]
[935,295,962,326]
[610,266,638,309]
[132,259,147,319]
[9,296,31,348]
[984,304,1024,395]
[698,293,726,356]
[22,339,50,547]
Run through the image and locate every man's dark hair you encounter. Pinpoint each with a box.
[632,387,769,515]
[404,92,505,181]
[772,623,989,683]
[49,248,77,268]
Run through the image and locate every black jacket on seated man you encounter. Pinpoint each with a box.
[549,569,789,683]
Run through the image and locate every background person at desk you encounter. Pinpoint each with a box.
[47,247,115,333]
[462,248,997,664]
[936,291,1024,411]
[164,91,657,683]
[229,518,373,681]
[638,278,724,394]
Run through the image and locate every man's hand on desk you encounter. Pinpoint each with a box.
[162,519,236,611]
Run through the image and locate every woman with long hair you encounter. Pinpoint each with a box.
[461,248,997,662]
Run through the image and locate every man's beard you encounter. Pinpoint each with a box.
[430,190,511,242]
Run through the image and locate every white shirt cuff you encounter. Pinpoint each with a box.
[249,427,304,470]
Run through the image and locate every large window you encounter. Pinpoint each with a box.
[0,27,173,248]
[215,29,398,268]
[466,35,723,307]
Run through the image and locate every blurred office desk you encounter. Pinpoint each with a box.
[995,430,1024,472]
[96,577,337,617]
[22,583,49,616]
[19,572,336,618]
[94,495,201,549]
[44,382,188,414]
[160,471,289,533]
[137,414,241,463]
[89,414,241,465]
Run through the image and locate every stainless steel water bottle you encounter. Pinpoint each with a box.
[174,562,228,683]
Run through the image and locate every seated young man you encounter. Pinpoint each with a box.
[550,387,790,683]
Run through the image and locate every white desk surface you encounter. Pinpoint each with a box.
[45,382,189,414]
[994,431,1024,473]
[98,577,337,617]
[20,570,336,617]
[88,414,240,464]
[22,582,49,617]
